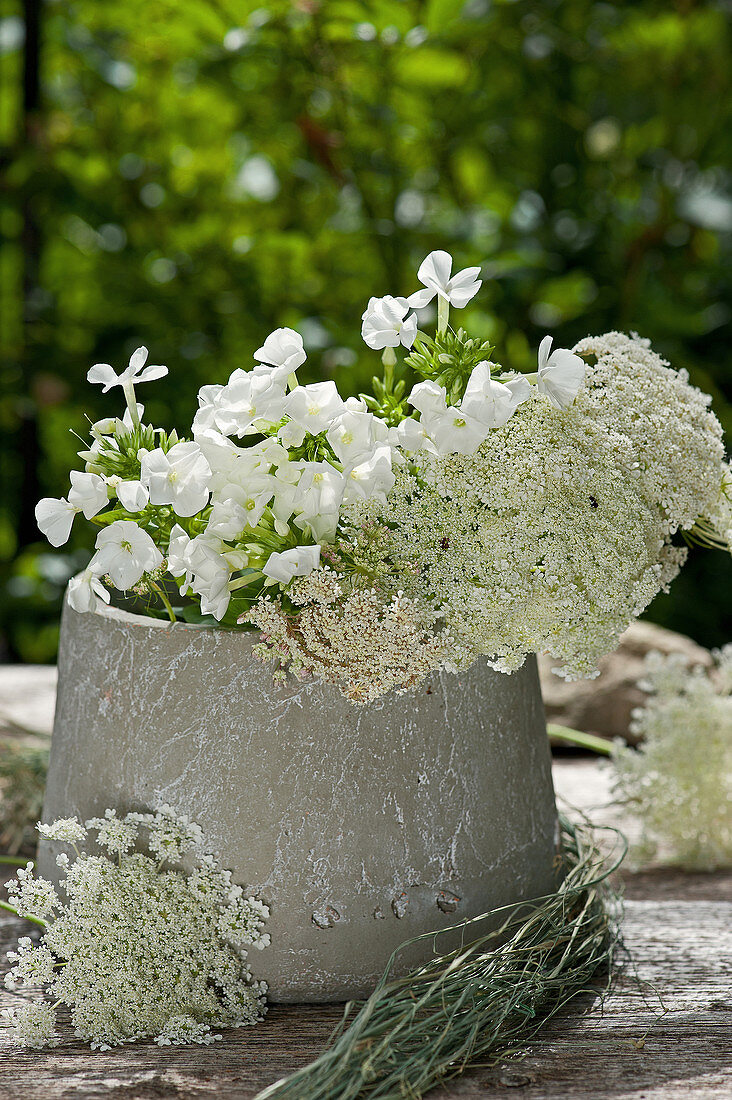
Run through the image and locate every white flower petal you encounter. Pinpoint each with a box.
[406,287,435,308]
[68,471,109,519]
[116,480,149,511]
[86,363,120,391]
[135,363,169,385]
[263,545,321,584]
[418,249,453,292]
[537,335,554,373]
[35,497,77,547]
[93,520,163,590]
[127,346,149,375]
[538,346,587,409]
[67,569,111,613]
[254,328,306,373]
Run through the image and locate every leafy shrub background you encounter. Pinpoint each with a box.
[1,0,730,661]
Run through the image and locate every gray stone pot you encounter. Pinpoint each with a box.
[40,592,559,1002]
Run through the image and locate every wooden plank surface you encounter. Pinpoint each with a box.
[1,670,731,1099]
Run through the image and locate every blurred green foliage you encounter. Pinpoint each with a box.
[1,0,730,662]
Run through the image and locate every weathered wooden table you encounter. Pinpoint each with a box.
[1,669,730,1099]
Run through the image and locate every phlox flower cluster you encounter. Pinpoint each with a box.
[2,805,270,1049]
[32,251,730,702]
[611,648,732,870]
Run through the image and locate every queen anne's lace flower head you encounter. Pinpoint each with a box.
[612,647,732,870]
[4,807,270,1050]
[36,818,87,844]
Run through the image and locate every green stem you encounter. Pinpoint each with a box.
[151,582,176,623]
[229,571,264,591]
[437,295,449,334]
[0,856,29,866]
[122,380,140,428]
[547,723,615,756]
[0,900,47,928]
[381,346,397,392]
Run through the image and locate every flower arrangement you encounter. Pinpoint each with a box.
[2,805,269,1049]
[35,250,731,702]
[611,647,732,871]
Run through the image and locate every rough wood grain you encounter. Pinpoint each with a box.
[1,900,730,1099]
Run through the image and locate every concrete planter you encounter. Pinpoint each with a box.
[40,591,559,1002]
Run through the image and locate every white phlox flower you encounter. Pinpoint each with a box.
[253,327,307,376]
[537,336,586,408]
[291,461,345,541]
[192,384,225,435]
[87,346,168,392]
[116,479,150,511]
[361,295,418,350]
[326,409,382,468]
[67,567,111,613]
[343,444,396,505]
[140,441,211,517]
[278,420,307,448]
[269,463,304,536]
[205,500,248,540]
[285,381,346,434]
[262,544,321,584]
[35,497,78,547]
[407,250,482,309]
[408,381,488,456]
[167,524,195,588]
[390,416,436,455]
[461,361,531,428]
[202,369,288,437]
[166,526,232,620]
[218,473,275,528]
[68,471,109,519]
[90,520,163,590]
[193,429,258,493]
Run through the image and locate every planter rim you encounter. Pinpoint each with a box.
[67,582,255,636]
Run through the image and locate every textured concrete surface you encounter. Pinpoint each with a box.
[40,595,559,1002]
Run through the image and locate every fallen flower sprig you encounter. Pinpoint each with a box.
[2,805,270,1049]
[612,647,732,870]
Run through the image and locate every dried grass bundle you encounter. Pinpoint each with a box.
[256,815,623,1099]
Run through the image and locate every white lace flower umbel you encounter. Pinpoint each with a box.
[3,807,270,1050]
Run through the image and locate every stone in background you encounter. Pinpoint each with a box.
[540,621,712,746]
